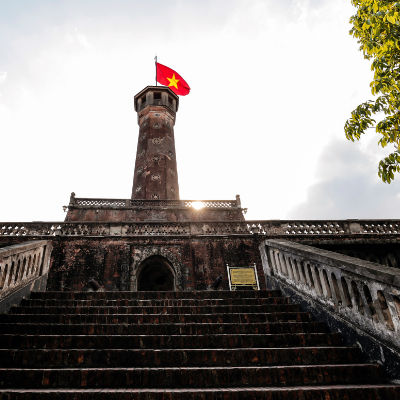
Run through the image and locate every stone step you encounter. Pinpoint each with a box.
[0,321,328,335]
[0,332,343,349]
[0,311,313,324]
[21,297,289,307]
[0,364,384,389]
[29,290,281,300]
[1,385,400,400]
[1,347,362,368]
[11,304,300,315]
[2,290,395,396]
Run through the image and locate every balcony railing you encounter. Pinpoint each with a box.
[69,197,241,209]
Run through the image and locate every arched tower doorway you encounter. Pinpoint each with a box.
[137,255,175,291]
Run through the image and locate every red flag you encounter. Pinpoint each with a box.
[156,63,190,96]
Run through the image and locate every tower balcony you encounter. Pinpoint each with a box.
[64,193,246,222]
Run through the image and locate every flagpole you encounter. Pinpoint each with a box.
[154,55,157,86]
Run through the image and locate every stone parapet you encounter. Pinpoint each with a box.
[260,239,400,352]
[1,219,400,238]
[71,198,240,209]
[64,195,246,222]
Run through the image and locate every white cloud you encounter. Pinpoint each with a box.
[65,27,92,49]
[0,71,6,84]
[289,139,400,219]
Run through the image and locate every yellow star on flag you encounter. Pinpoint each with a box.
[167,73,179,89]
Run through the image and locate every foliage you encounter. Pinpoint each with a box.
[345,0,400,182]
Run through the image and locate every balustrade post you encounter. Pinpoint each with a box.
[359,283,374,319]
[259,244,272,278]
[372,289,389,327]
[291,258,300,283]
[296,258,306,284]
[303,261,313,289]
[275,251,282,275]
[320,269,332,300]
[278,252,287,277]
[269,249,277,276]
[269,250,277,275]
[283,254,293,280]
[385,292,400,332]
[310,264,323,296]
[8,262,17,289]
[2,265,11,291]
[327,272,341,306]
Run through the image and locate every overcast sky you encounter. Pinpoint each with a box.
[1,0,399,222]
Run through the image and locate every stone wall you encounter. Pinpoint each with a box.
[45,236,265,292]
[65,206,245,223]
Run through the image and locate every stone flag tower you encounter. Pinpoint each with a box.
[64,85,245,222]
[131,86,180,200]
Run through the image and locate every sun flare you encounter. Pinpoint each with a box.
[192,201,204,210]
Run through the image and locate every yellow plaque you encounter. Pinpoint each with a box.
[230,268,257,285]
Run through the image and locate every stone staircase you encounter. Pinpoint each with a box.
[0,290,399,399]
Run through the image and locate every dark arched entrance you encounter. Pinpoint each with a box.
[137,255,175,291]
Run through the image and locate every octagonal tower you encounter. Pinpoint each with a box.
[131,86,180,200]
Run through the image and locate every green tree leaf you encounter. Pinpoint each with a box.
[345,0,400,183]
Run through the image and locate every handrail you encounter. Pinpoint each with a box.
[0,240,53,300]
[260,239,400,350]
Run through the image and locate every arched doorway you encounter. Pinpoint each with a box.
[137,255,175,291]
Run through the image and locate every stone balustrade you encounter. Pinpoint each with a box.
[0,240,53,301]
[283,220,400,235]
[0,220,400,237]
[71,197,240,209]
[260,239,400,350]
[75,199,129,207]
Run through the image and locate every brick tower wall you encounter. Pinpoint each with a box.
[131,86,180,200]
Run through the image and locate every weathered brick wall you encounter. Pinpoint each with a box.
[45,236,265,291]
[65,207,244,222]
